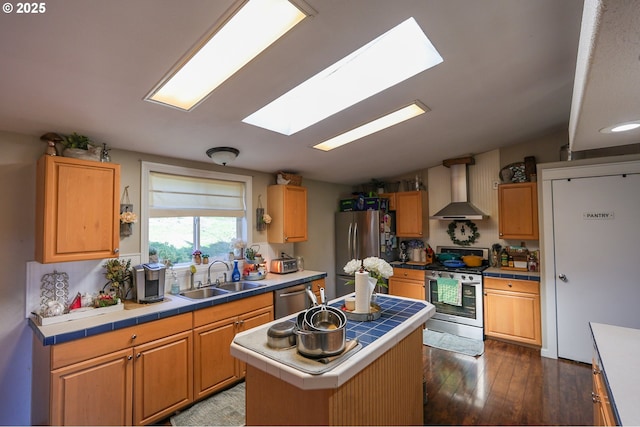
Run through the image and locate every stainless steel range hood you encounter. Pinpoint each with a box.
[430,157,488,220]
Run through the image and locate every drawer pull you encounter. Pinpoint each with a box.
[508,283,513,287]
[131,334,137,340]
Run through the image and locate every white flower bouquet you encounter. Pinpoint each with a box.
[343,256,394,288]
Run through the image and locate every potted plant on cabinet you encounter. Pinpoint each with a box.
[61,132,101,160]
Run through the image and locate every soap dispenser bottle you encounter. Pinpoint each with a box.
[231,260,241,282]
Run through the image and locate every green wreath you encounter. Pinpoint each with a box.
[447,220,479,246]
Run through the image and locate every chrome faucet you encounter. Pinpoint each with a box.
[207,260,229,286]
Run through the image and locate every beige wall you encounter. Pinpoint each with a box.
[0,131,42,425]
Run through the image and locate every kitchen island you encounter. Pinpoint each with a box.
[231,294,435,426]
[591,322,640,425]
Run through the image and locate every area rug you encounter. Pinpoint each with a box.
[423,329,484,357]
[171,382,245,426]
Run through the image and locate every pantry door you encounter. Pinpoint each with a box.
[552,173,640,363]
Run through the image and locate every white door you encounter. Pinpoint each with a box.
[552,173,640,363]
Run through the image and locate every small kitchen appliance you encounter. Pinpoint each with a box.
[270,257,298,274]
[425,246,489,340]
[131,263,166,303]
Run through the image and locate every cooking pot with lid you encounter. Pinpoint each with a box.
[461,255,483,267]
[435,253,460,262]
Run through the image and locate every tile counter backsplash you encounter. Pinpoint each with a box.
[25,253,142,318]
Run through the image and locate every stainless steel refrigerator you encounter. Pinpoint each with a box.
[335,210,396,297]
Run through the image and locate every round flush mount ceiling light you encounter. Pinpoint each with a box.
[599,120,640,134]
[206,147,239,166]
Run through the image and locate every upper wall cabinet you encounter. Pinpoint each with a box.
[396,191,429,238]
[267,185,307,243]
[35,155,121,263]
[498,182,539,240]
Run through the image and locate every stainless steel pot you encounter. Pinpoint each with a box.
[305,306,346,331]
[295,311,346,357]
[294,325,346,358]
[266,321,297,349]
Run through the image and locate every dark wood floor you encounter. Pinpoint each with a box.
[423,338,593,426]
[160,338,593,426]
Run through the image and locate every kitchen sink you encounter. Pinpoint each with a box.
[179,287,231,300]
[217,281,266,292]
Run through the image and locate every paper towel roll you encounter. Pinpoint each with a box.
[355,271,371,313]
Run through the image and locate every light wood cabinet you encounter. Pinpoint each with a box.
[389,268,425,300]
[498,182,539,240]
[592,356,616,426]
[395,191,428,238]
[483,277,541,346]
[133,330,193,426]
[310,278,326,301]
[193,293,273,400]
[32,313,193,426]
[267,185,307,243]
[50,348,133,426]
[379,192,396,211]
[35,155,121,263]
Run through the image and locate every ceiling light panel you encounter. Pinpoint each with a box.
[313,102,429,151]
[243,17,443,135]
[146,0,308,111]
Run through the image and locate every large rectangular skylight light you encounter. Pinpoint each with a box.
[243,17,442,135]
[313,102,429,151]
[145,0,309,111]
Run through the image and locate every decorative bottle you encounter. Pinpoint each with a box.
[231,260,241,282]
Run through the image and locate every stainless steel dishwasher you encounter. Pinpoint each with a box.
[274,284,311,319]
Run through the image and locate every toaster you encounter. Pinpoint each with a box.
[270,258,298,274]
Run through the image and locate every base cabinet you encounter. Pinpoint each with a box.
[133,331,193,425]
[193,293,273,400]
[592,354,616,426]
[32,313,193,426]
[389,268,425,300]
[50,348,133,426]
[483,277,541,346]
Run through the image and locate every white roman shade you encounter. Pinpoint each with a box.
[149,171,246,217]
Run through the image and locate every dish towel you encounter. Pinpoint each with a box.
[437,277,462,306]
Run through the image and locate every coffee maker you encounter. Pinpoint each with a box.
[132,263,166,303]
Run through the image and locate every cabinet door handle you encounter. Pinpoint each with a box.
[127,355,133,361]
[114,248,119,253]
[136,353,141,359]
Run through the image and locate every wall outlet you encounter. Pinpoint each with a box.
[493,180,499,190]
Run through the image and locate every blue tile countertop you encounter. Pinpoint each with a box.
[483,267,541,281]
[389,261,429,270]
[231,294,435,390]
[331,295,426,348]
[29,271,327,346]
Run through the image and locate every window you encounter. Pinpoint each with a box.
[141,162,252,265]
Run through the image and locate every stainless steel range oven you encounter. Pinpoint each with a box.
[425,246,489,341]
